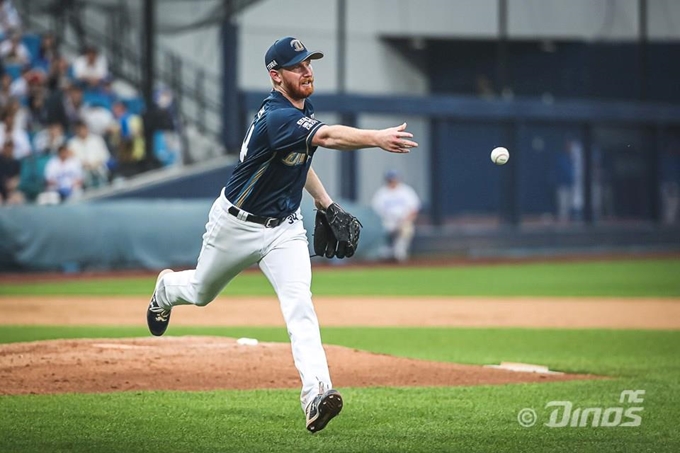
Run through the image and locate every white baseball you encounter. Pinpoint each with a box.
[491,147,510,165]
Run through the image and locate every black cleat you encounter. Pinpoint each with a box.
[305,389,343,433]
[146,269,173,336]
[146,295,171,336]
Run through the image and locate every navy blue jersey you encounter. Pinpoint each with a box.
[224,90,325,218]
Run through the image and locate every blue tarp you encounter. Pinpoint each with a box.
[0,199,384,272]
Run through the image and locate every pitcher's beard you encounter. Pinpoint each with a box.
[285,80,314,100]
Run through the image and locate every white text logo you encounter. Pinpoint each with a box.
[518,390,644,428]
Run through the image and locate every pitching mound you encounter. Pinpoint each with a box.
[0,336,594,395]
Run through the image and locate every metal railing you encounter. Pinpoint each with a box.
[16,0,229,155]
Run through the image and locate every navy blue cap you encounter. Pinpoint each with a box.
[265,37,324,71]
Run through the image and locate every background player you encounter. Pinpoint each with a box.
[146,36,417,433]
[372,169,421,262]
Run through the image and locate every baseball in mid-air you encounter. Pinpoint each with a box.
[490,146,510,165]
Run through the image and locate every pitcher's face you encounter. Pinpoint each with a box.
[279,59,315,100]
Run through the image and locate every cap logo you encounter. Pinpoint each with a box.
[266,60,278,70]
[290,39,305,52]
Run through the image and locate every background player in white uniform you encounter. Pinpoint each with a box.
[146,37,418,433]
[372,169,421,262]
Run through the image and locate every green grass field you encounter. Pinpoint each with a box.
[2,259,680,297]
[1,258,679,452]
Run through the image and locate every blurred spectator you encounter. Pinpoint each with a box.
[661,140,680,225]
[0,113,31,159]
[4,96,28,130]
[0,72,12,110]
[662,182,679,225]
[0,0,20,38]
[555,138,585,223]
[27,89,49,131]
[39,143,82,204]
[34,32,59,72]
[475,74,496,100]
[154,85,177,123]
[8,65,44,101]
[72,44,109,89]
[66,120,111,188]
[590,145,614,222]
[7,64,27,97]
[81,101,115,137]
[555,142,574,223]
[33,122,65,155]
[144,85,183,167]
[46,55,72,91]
[0,138,23,205]
[99,79,119,106]
[371,170,421,263]
[570,139,585,221]
[0,30,31,66]
[46,83,83,135]
[110,101,145,174]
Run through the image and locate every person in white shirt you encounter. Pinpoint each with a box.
[371,169,421,262]
[0,0,21,38]
[0,31,30,65]
[80,103,115,137]
[8,66,44,102]
[72,45,109,89]
[66,120,111,188]
[4,96,28,130]
[42,144,83,202]
[33,122,66,155]
[0,113,32,159]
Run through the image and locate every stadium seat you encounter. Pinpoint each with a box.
[83,90,113,110]
[22,33,41,64]
[153,131,180,167]
[18,154,51,202]
[4,63,23,81]
[122,97,145,115]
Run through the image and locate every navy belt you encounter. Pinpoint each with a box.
[228,206,283,228]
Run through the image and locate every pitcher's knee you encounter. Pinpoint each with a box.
[194,292,216,307]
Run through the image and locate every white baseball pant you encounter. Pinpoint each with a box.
[154,190,332,409]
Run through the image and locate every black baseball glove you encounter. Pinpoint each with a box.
[313,203,362,259]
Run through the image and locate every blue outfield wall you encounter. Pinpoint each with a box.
[0,199,385,272]
[241,92,680,224]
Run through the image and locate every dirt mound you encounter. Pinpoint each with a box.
[0,336,594,395]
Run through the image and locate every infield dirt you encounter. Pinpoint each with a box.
[1,295,676,395]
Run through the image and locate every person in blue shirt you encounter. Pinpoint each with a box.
[146,36,417,433]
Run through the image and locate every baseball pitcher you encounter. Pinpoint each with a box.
[146,36,417,433]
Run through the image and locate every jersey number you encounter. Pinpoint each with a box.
[239,123,255,162]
